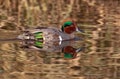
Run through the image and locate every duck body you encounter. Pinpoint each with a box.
[17,27,75,42]
[18,20,84,43]
[18,20,84,42]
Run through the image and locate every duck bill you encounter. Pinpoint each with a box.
[76,27,91,36]
[76,27,84,33]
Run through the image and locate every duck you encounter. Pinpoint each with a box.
[17,19,84,42]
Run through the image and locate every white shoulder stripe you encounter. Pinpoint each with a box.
[59,35,62,41]
[59,36,62,45]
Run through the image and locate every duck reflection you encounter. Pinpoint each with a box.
[21,40,84,59]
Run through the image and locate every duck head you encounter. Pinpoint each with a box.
[61,20,84,34]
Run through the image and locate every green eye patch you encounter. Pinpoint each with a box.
[35,41,43,48]
[61,21,73,31]
[64,53,73,58]
[34,32,43,39]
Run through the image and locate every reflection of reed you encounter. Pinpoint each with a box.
[0,0,81,29]
[79,1,120,79]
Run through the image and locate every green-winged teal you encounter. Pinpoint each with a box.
[17,20,84,59]
[17,20,84,42]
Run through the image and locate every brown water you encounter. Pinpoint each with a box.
[0,0,120,79]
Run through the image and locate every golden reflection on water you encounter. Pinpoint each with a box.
[0,0,120,79]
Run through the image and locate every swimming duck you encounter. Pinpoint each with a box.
[17,20,84,42]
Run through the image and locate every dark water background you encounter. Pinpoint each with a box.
[0,0,120,79]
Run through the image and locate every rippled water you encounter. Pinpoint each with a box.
[0,0,120,79]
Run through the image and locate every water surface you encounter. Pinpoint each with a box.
[0,0,120,79]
